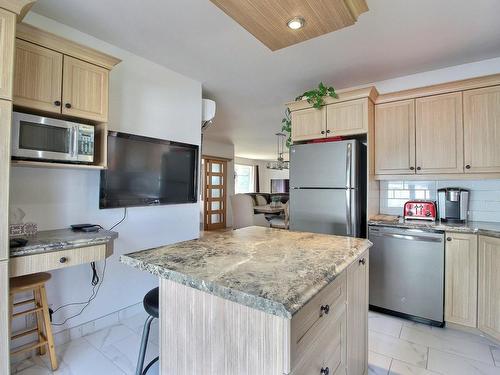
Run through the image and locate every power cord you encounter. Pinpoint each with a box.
[50,207,127,325]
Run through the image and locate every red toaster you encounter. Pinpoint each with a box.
[403,200,437,221]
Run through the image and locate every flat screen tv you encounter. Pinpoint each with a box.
[100,132,198,209]
[271,179,289,193]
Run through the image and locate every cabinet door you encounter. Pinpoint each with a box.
[13,39,63,113]
[0,100,11,262]
[0,260,9,375]
[444,233,477,327]
[327,98,368,136]
[415,92,463,174]
[478,235,500,341]
[0,9,15,100]
[375,100,415,175]
[62,56,109,122]
[291,107,326,142]
[347,250,369,375]
[463,86,500,173]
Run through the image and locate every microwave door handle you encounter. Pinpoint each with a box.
[71,126,78,159]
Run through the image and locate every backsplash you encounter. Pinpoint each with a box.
[380,180,500,222]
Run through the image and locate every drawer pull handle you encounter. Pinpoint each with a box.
[359,258,366,265]
[59,257,68,263]
[320,304,330,316]
[320,367,330,375]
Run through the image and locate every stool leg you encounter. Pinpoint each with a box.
[33,288,46,356]
[39,285,58,371]
[136,315,154,375]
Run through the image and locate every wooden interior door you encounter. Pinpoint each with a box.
[13,39,63,113]
[62,55,109,122]
[204,158,227,230]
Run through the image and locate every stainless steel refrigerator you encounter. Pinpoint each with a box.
[289,140,366,237]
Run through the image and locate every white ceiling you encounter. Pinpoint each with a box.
[32,0,500,159]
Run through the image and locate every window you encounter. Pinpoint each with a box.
[235,164,255,194]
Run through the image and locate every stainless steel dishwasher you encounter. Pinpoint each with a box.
[368,225,445,326]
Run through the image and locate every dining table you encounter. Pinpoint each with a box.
[254,204,285,214]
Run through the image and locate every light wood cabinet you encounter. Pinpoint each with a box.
[0,100,12,262]
[291,106,326,142]
[62,56,109,122]
[415,92,463,174]
[0,260,8,374]
[375,100,415,175]
[444,233,477,327]
[327,98,369,136]
[478,235,500,341]
[0,8,15,100]
[347,250,369,375]
[463,86,500,173]
[13,39,63,113]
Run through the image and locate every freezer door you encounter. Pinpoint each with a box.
[290,140,359,189]
[289,188,359,236]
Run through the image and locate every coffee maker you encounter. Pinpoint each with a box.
[437,188,469,223]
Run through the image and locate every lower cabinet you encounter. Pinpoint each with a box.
[478,235,500,341]
[347,250,369,375]
[444,232,478,327]
[0,260,9,375]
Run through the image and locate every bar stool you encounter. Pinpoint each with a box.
[9,272,58,371]
[136,287,159,375]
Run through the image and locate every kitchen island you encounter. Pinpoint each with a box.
[121,227,372,375]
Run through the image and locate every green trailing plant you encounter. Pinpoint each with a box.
[281,82,338,147]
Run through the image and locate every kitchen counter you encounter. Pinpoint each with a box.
[368,219,500,238]
[121,226,371,319]
[10,228,119,258]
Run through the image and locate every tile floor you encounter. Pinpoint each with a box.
[11,310,500,375]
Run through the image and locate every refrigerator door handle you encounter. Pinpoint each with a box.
[345,143,352,189]
[346,189,352,236]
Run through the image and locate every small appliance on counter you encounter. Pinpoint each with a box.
[437,188,469,223]
[403,200,436,221]
[11,112,95,164]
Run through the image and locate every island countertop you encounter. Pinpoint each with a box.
[121,226,372,319]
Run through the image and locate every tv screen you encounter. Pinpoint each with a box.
[271,179,289,193]
[100,132,198,209]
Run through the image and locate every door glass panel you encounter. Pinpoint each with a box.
[211,189,221,198]
[211,163,221,173]
[211,214,221,224]
[19,121,70,153]
[211,201,221,211]
[211,176,221,185]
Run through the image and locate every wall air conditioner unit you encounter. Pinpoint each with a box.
[202,99,216,131]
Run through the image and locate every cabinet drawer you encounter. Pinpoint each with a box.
[291,272,346,368]
[9,244,110,277]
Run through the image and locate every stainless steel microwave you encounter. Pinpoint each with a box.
[11,112,95,163]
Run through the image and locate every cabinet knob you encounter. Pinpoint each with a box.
[359,258,366,265]
[465,165,471,169]
[320,304,330,316]
[326,129,331,134]
[321,130,325,135]
[65,103,72,109]
[59,257,68,263]
[416,167,421,171]
[320,367,330,375]
[54,100,61,107]
[409,166,415,171]
[446,237,452,242]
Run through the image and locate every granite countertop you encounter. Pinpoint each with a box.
[121,226,372,319]
[368,219,500,238]
[10,228,119,257]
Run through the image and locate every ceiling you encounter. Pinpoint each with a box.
[32,0,500,159]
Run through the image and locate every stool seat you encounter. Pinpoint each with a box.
[10,272,51,292]
[143,287,159,318]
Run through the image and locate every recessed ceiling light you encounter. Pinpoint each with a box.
[287,17,305,30]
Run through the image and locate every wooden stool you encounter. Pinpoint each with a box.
[9,272,58,370]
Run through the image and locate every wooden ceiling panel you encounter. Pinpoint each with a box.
[210,0,368,51]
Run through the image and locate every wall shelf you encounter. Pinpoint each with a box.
[11,160,105,170]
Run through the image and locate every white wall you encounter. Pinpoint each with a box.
[201,138,235,227]
[9,13,202,332]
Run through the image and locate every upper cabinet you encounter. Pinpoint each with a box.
[327,98,368,136]
[13,23,120,123]
[463,86,500,173]
[0,8,16,100]
[62,56,109,122]
[13,39,63,113]
[415,92,463,174]
[291,107,326,142]
[375,100,415,175]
